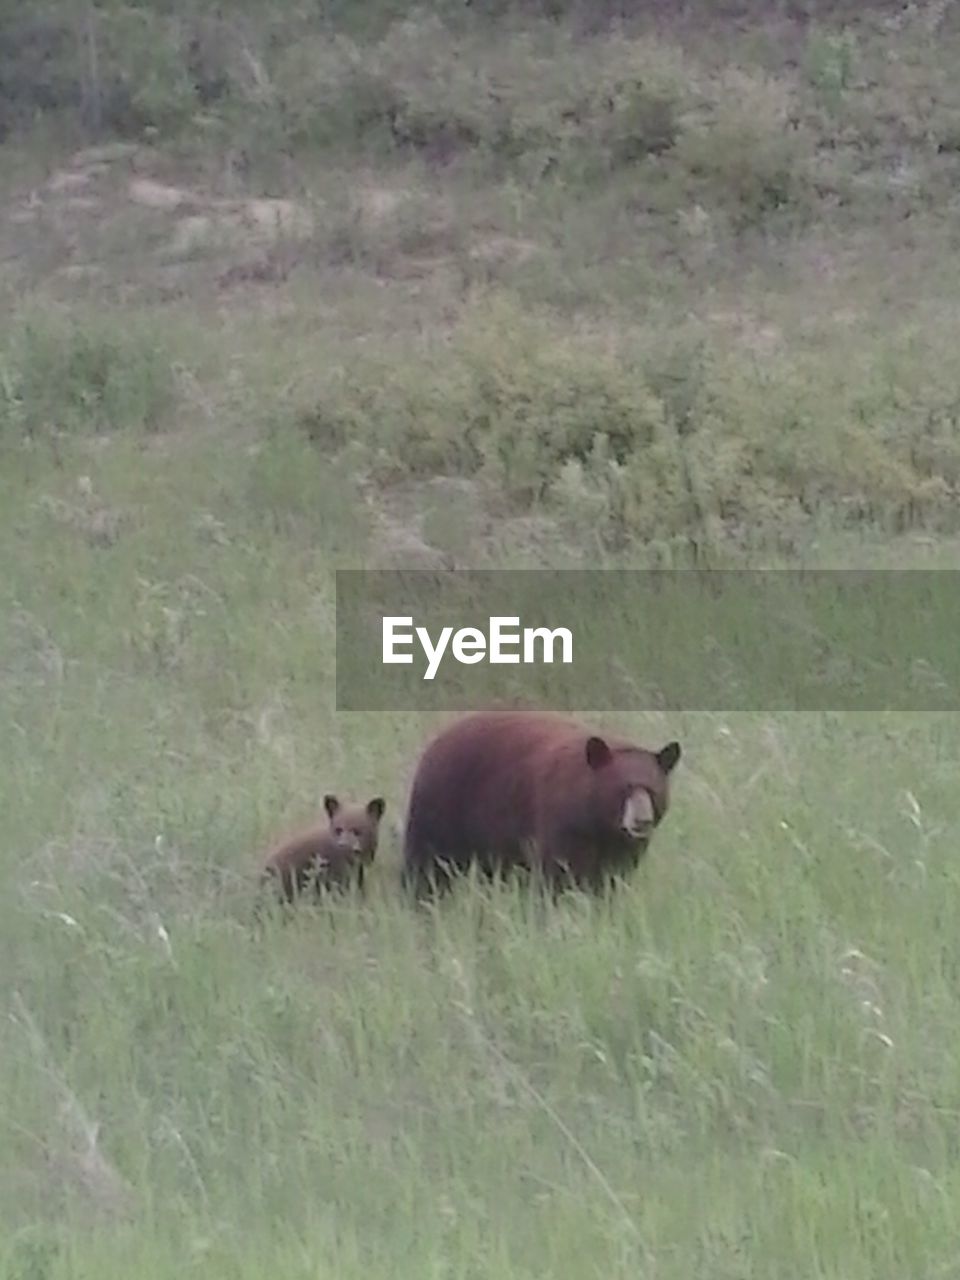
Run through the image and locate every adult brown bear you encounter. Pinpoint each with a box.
[402,710,681,897]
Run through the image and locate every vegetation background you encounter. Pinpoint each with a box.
[3,1,960,1275]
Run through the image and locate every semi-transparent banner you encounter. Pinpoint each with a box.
[334,569,960,711]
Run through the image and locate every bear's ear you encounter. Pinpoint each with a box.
[366,797,386,821]
[585,736,613,770]
[655,741,681,775]
[323,794,341,818]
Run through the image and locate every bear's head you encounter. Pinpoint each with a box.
[323,794,386,862]
[584,736,681,850]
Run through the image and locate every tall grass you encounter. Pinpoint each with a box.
[4,424,960,1277]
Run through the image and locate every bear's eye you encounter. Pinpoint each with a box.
[334,826,344,836]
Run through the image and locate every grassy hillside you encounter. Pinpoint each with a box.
[4,2,960,1276]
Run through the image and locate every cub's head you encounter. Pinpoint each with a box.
[584,736,681,851]
[323,794,386,862]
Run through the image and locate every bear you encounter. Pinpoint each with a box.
[261,794,385,904]
[401,710,680,897]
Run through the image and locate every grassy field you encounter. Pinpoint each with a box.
[4,2,960,1276]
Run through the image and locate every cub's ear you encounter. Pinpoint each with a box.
[585,736,613,770]
[656,742,681,775]
[323,794,341,818]
[366,797,386,821]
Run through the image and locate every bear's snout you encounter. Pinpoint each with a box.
[620,790,655,841]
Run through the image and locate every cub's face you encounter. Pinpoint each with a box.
[324,794,386,861]
[584,736,681,849]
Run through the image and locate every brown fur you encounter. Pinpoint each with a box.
[261,794,385,903]
[402,710,681,896]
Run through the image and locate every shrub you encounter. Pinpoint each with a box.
[296,300,960,551]
[0,6,826,234]
[0,10,82,130]
[263,19,694,178]
[296,302,751,546]
[803,27,858,100]
[0,3,202,137]
[0,312,176,437]
[272,21,814,232]
[268,34,402,153]
[675,70,814,231]
[97,6,199,136]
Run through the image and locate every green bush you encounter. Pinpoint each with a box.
[0,6,827,233]
[359,21,691,174]
[0,3,202,137]
[296,300,960,551]
[0,313,176,437]
[675,70,814,231]
[0,9,82,129]
[803,26,858,100]
[98,5,199,135]
[267,20,815,231]
[296,302,743,545]
[268,33,401,152]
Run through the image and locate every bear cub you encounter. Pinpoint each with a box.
[261,794,385,902]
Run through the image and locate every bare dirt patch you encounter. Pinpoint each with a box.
[4,144,317,288]
[128,178,198,212]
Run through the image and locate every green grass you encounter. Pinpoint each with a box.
[5,1,960,1275]
[4,430,960,1279]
